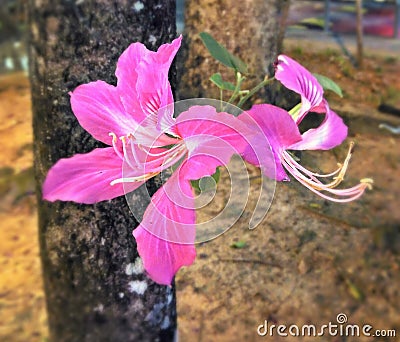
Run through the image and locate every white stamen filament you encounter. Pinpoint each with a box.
[110,133,187,186]
[282,143,373,203]
[109,132,124,160]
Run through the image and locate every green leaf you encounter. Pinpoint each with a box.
[210,73,236,91]
[191,167,220,193]
[199,32,248,74]
[313,73,343,98]
[231,240,247,249]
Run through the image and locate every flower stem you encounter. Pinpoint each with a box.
[227,71,245,105]
[237,76,274,108]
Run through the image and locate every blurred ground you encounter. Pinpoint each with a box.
[0,73,47,341]
[175,36,400,341]
[0,36,399,341]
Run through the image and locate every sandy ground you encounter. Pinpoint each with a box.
[0,37,399,341]
[0,73,47,341]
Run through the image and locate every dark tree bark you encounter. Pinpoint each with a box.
[28,1,177,341]
[178,0,286,103]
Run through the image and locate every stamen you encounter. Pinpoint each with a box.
[109,132,124,160]
[110,140,188,187]
[281,142,373,202]
[120,136,137,170]
[110,172,159,185]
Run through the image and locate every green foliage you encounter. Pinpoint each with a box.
[191,167,220,193]
[313,73,343,98]
[199,32,248,74]
[209,73,236,91]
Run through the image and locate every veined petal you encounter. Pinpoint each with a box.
[176,105,249,165]
[70,81,137,145]
[116,36,181,123]
[115,42,149,121]
[135,62,173,122]
[242,104,302,181]
[289,103,348,151]
[275,55,324,123]
[43,147,143,204]
[132,167,196,285]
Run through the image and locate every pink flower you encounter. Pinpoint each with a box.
[274,54,348,150]
[239,54,372,202]
[43,36,248,285]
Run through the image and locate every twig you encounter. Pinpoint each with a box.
[218,258,282,268]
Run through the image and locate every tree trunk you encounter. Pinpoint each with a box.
[179,0,285,102]
[356,0,364,67]
[28,1,177,341]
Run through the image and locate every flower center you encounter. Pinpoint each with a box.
[109,132,187,185]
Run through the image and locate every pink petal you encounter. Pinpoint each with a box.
[242,104,302,181]
[176,105,249,166]
[43,147,143,204]
[179,155,223,181]
[289,103,348,150]
[135,62,173,121]
[116,36,181,123]
[148,35,182,65]
[132,168,196,285]
[133,227,196,285]
[115,42,149,121]
[70,81,138,145]
[275,55,324,123]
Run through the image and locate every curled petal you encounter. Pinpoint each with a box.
[275,55,324,123]
[147,35,182,66]
[43,148,143,204]
[289,103,348,151]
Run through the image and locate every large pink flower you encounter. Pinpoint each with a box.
[43,36,249,285]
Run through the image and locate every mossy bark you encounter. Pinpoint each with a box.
[28,1,177,341]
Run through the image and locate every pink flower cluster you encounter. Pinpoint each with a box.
[43,36,371,285]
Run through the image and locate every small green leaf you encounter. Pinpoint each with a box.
[199,32,248,74]
[191,167,220,193]
[313,73,343,98]
[231,240,247,249]
[210,73,236,91]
